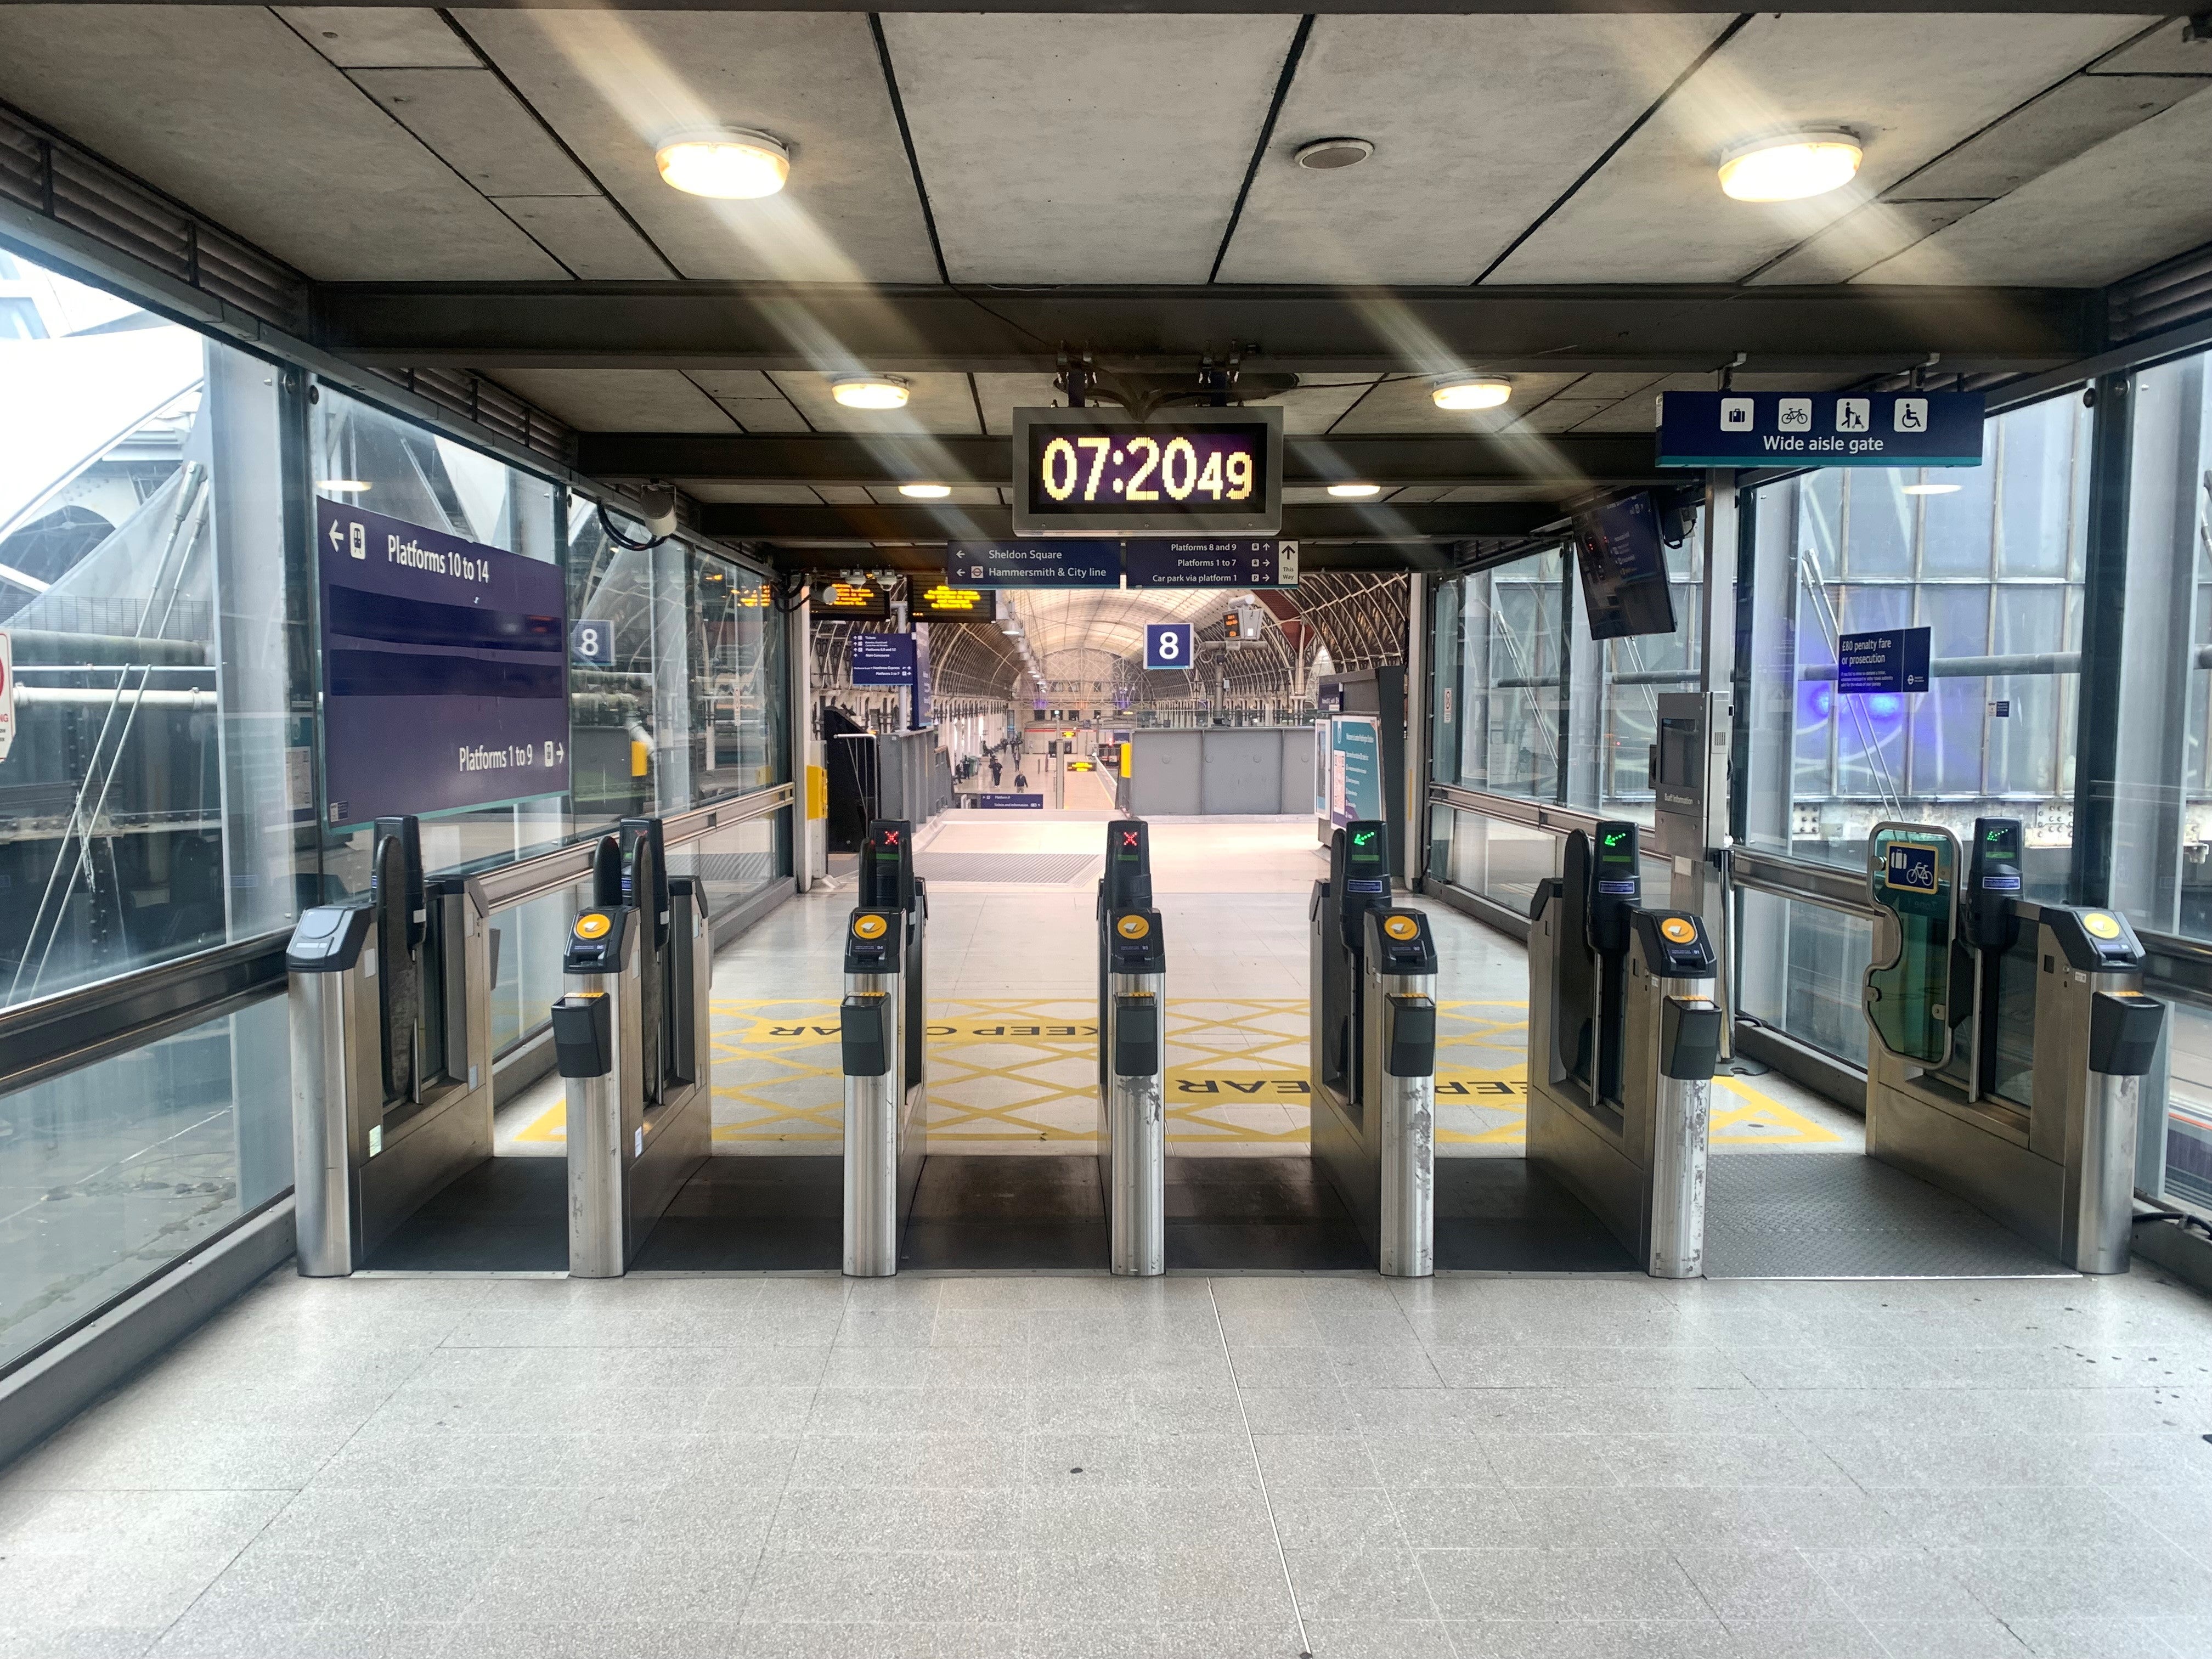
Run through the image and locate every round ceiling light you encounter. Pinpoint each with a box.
[1327,482,1383,499]
[1431,376,1514,412]
[899,483,952,499]
[317,478,371,493]
[831,374,910,410]
[1295,137,1375,172]
[656,128,791,199]
[1717,131,1863,202]
[1902,482,1962,495]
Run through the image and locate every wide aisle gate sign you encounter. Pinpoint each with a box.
[317,500,567,828]
[1657,390,1984,468]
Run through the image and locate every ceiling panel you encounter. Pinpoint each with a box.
[683,370,812,432]
[494,196,670,281]
[456,9,939,283]
[491,368,735,432]
[279,7,479,69]
[2087,16,2212,75]
[1855,85,2212,286]
[1245,375,1382,435]
[0,6,568,280]
[1517,399,1615,433]
[973,374,1064,435]
[1750,199,1984,286]
[881,14,1295,283]
[351,67,595,197]
[1487,13,2149,285]
[1894,73,2201,201]
[770,371,982,436]
[682,483,823,505]
[864,486,999,506]
[1219,13,1728,284]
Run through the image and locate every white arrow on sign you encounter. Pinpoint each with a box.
[328,518,343,554]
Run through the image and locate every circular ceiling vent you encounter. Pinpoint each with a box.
[1294,137,1375,172]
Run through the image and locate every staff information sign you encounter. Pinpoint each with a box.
[1657,391,1984,468]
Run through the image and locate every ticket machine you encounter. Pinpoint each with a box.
[837,820,928,1275]
[1864,817,2165,1272]
[287,816,494,1275]
[1310,821,1440,1276]
[549,817,714,1277]
[1527,822,1724,1277]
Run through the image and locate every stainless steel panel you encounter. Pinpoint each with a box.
[567,946,641,1279]
[2068,1071,2140,1274]
[288,966,360,1277]
[1102,972,1166,1278]
[1368,977,1434,1280]
[845,974,901,1277]
[1866,1078,2067,1260]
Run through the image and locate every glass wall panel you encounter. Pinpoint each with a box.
[1449,552,1565,801]
[1598,508,1702,822]
[0,994,290,1374]
[1742,396,2090,897]
[1736,888,1874,1069]
[0,250,311,1007]
[1431,804,1555,915]
[693,560,788,799]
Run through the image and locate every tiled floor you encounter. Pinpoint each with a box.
[12,817,2212,1656]
[12,1269,2212,1656]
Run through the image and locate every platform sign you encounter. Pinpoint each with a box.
[316,499,567,828]
[1658,391,1984,469]
[947,540,1120,589]
[1144,623,1194,672]
[570,618,614,666]
[850,631,917,686]
[0,629,12,763]
[973,793,1044,810]
[1838,626,1931,695]
[1124,538,1298,589]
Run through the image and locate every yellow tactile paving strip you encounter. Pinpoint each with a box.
[513,997,1841,1150]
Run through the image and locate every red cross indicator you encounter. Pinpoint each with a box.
[879,830,900,846]
[1120,831,1139,848]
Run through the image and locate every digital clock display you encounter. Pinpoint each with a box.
[1011,408,1282,537]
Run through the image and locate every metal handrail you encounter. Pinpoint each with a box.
[1728,845,1878,918]
[471,782,797,913]
[0,928,291,1098]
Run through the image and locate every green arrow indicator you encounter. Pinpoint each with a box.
[1352,832,1374,845]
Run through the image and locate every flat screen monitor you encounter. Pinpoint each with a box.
[1572,491,1678,640]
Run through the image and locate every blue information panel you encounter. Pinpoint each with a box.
[1657,391,1984,468]
[1884,843,1939,895]
[1838,627,1931,695]
[973,793,1044,810]
[1124,538,1297,589]
[946,540,1120,589]
[850,632,917,686]
[1144,623,1194,672]
[317,499,567,829]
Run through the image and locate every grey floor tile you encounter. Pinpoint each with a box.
[1671,1541,1849,1622]
[1417,1548,1707,1621]
[1936,1542,2212,1620]
[1719,1618,1888,1659]
[1801,1547,1988,1620]
[1299,1618,1459,1658]
[2005,1617,2188,1658]
[1455,1617,1739,1658]
[1859,1616,2034,1657]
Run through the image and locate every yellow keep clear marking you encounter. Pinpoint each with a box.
[516,998,1846,1150]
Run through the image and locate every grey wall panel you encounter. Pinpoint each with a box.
[1131,731,1202,816]
[1280,730,1318,816]
[1198,730,1282,816]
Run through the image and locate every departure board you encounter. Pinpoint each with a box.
[1012,408,1282,537]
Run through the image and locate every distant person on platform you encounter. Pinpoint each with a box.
[990,758,1003,786]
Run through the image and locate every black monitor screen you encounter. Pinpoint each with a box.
[1573,492,1679,641]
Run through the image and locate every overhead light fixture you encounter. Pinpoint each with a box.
[898,483,952,499]
[1294,137,1374,172]
[1903,482,1962,495]
[832,374,910,410]
[1431,376,1513,412]
[656,128,791,199]
[1717,131,1863,202]
[1327,483,1383,499]
[317,479,371,493]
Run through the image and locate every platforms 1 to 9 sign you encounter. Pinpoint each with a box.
[1012,407,1282,538]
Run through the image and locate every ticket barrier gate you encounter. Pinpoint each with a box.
[548,817,714,1277]
[1526,823,1723,1278]
[1864,818,2166,1273]
[287,816,495,1276]
[1098,819,1166,1276]
[1309,821,1441,1277]
[838,820,929,1276]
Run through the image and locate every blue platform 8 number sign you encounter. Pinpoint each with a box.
[572,619,614,666]
[1145,623,1193,672]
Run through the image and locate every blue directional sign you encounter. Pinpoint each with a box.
[946,540,1119,589]
[1657,391,1984,468]
[1144,623,1194,672]
[1837,627,1931,696]
[1125,538,1298,589]
[850,632,917,686]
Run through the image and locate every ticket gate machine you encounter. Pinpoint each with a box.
[1309,821,1441,1277]
[287,816,495,1275]
[1864,817,2166,1272]
[548,817,714,1276]
[838,820,929,1276]
[1098,819,1166,1276]
[1527,822,1723,1278]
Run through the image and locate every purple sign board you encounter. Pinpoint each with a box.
[317,500,568,828]
[851,631,917,686]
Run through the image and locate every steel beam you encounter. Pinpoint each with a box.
[579,431,1668,487]
[311,282,2100,377]
[765,540,1469,576]
[93,1,2174,13]
[698,500,1556,544]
